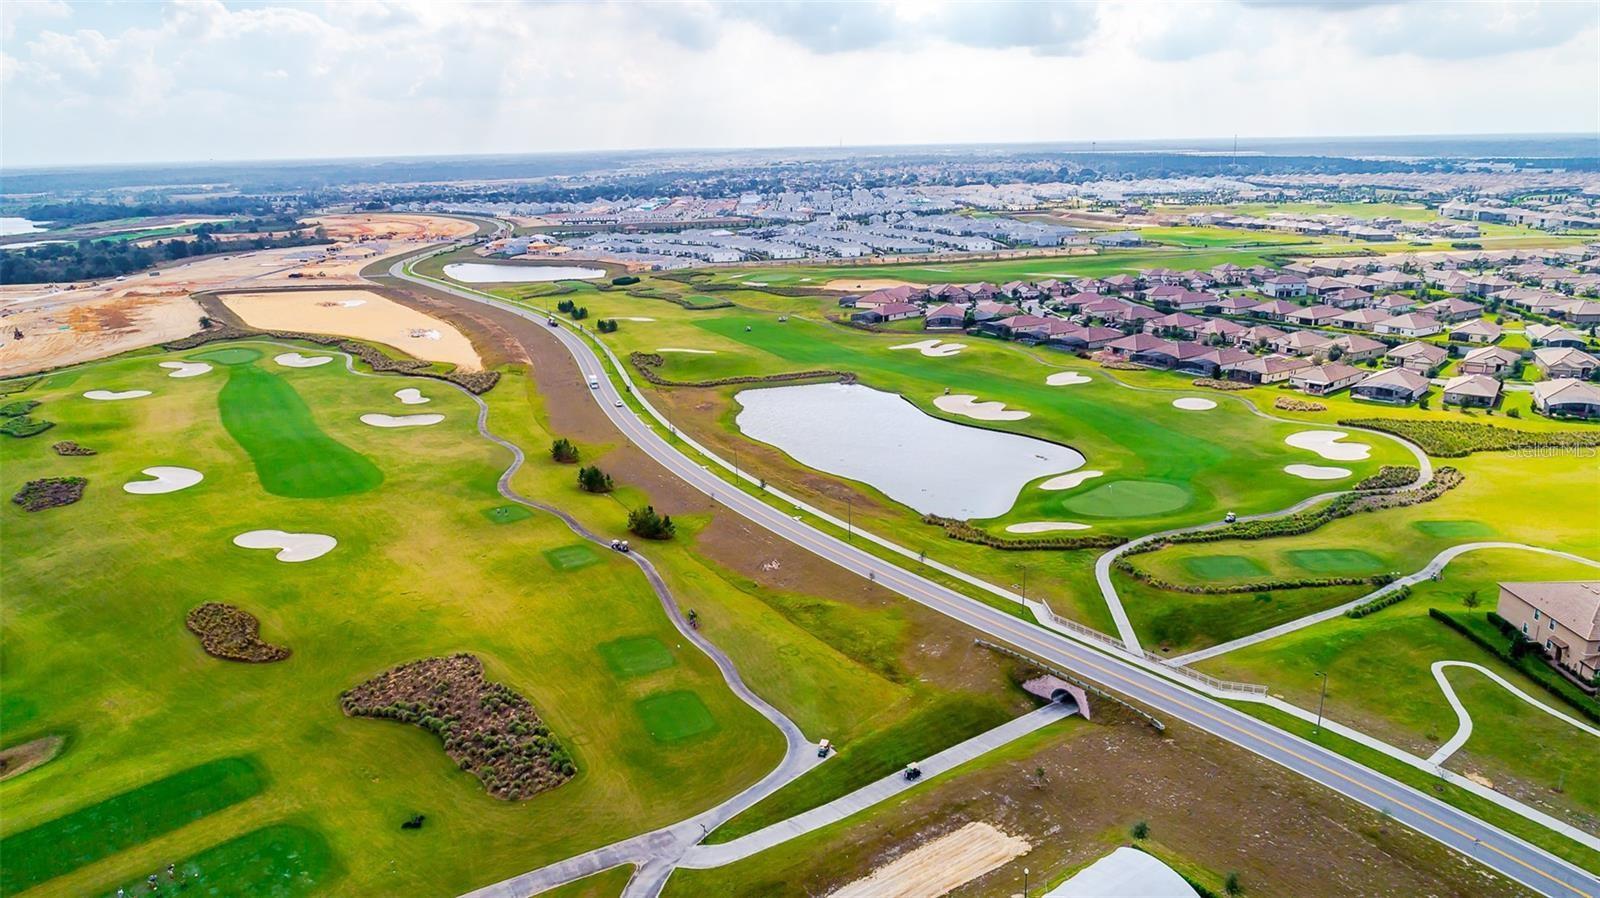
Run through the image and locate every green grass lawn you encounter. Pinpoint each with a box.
[1284,548,1387,574]
[599,636,677,679]
[635,691,719,744]
[216,362,383,498]
[1181,554,1268,579]
[92,824,334,898]
[481,503,534,524]
[544,542,601,571]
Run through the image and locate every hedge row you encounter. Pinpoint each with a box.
[629,351,853,388]
[1354,465,1420,491]
[1340,418,1600,457]
[1430,609,1600,722]
[1114,557,1392,595]
[1345,585,1411,618]
[922,513,1127,551]
[1273,396,1326,411]
[165,326,500,394]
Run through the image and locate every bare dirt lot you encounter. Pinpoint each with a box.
[0,292,204,377]
[220,288,483,370]
[830,821,1029,898]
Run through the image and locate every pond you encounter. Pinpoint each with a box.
[0,218,47,237]
[442,262,605,283]
[733,382,1085,518]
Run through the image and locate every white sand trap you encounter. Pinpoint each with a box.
[83,389,151,401]
[336,299,367,307]
[394,388,430,405]
[1040,469,1104,490]
[933,394,1030,421]
[656,347,716,354]
[123,466,203,495]
[159,361,212,378]
[890,338,967,358]
[274,352,333,368]
[1284,464,1352,480]
[361,413,444,428]
[1286,429,1371,461]
[1006,521,1092,533]
[1046,371,1092,386]
[1172,397,1217,410]
[617,316,656,321]
[233,529,337,563]
[829,821,1030,898]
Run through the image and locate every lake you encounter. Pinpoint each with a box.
[733,382,1085,519]
[442,262,605,283]
[0,218,47,237]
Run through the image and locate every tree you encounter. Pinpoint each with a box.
[1463,590,1480,610]
[627,504,676,539]
[1224,872,1242,896]
[576,465,612,493]
[1131,820,1149,840]
[550,437,579,464]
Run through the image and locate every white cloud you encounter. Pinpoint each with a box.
[0,0,1594,168]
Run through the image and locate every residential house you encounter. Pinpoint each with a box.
[1374,313,1443,338]
[1556,299,1600,326]
[1335,308,1389,331]
[1532,347,1600,379]
[1351,367,1431,404]
[1240,324,1287,348]
[1224,354,1313,384]
[1306,276,1351,295]
[1369,270,1421,290]
[985,314,1054,340]
[1290,363,1367,396]
[1049,325,1121,351]
[1532,379,1600,418]
[1271,330,1338,357]
[1180,346,1253,377]
[1250,299,1301,321]
[1169,290,1215,312]
[1148,312,1207,339]
[1459,345,1522,376]
[1144,284,1186,304]
[1369,293,1416,313]
[1385,341,1448,373]
[1420,298,1484,322]
[971,300,1021,322]
[1442,374,1502,407]
[1288,304,1342,327]
[1330,333,1386,363]
[924,303,968,330]
[1466,274,1517,298]
[1101,274,1139,293]
[1496,582,1600,681]
[1212,296,1258,315]
[1195,318,1249,344]
[1261,274,1309,298]
[1450,319,1504,344]
[1325,287,1373,309]
[1107,334,1181,367]
[1526,324,1590,349]
[852,301,921,324]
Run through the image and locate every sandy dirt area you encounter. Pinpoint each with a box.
[1284,464,1352,480]
[1039,470,1103,490]
[891,339,966,358]
[1286,430,1371,461]
[0,292,205,377]
[823,278,920,292]
[829,821,1029,898]
[1006,521,1092,533]
[0,735,63,781]
[933,394,1030,421]
[223,289,482,370]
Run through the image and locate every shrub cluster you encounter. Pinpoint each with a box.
[185,602,290,662]
[576,464,613,493]
[1098,359,1145,370]
[922,514,1127,551]
[628,504,676,539]
[550,437,579,464]
[611,275,640,286]
[1339,418,1600,457]
[1194,377,1254,391]
[596,319,619,333]
[629,351,853,389]
[341,654,575,800]
[1345,585,1411,618]
[12,476,86,511]
[0,400,39,417]
[1273,396,1326,411]
[0,416,53,438]
[51,440,96,456]
[1354,465,1420,491]
[556,298,589,320]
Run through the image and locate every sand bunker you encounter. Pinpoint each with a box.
[395,388,430,405]
[1040,469,1104,490]
[1284,464,1352,480]
[123,466,203,495]
[274,352,333,368]
[361,413,444,428]
[1046,371,1092,386]
[933,394,1029,421]
[891,339,966,358]
[1006,521,1092,533]
[1286,430,1371,461]
[617,316,656,322]
[656,347,716,354]
[1172,397,1217,410]
[83,389,151,401]
[829,821,1030,898]
[159,361,213,378]
[224,289,482,370]
[233,529,337,562]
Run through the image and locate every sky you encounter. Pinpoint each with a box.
[2,0,1596,168]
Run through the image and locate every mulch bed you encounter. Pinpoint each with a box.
[51,441,97,456]
[185,602,291,663]
[340,654,574,800]
[12,477,85,511]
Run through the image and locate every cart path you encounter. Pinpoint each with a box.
[1171,542,1600,665]
[1428,660,1600,767]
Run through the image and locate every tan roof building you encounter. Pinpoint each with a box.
[1497,582,1600,682]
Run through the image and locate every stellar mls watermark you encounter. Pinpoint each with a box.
[1511,446,1597,458]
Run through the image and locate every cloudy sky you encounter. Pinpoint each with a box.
[2,0,1595,168]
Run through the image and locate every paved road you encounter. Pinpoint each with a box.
[390,251,1600,898]
[1172,542,1600,665]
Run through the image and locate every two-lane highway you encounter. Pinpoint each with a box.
[389,250,1599,898]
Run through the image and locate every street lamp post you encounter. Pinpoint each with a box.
[1023,867,1030,898]
[1314,671,1329,735]
[846,496,853,543]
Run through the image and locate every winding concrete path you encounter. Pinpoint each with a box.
[1171,543,1600,666]
[1428,661,1600,767]
[390,246,1600,898]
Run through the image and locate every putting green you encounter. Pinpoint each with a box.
[0,756,265,894]
[44,370,81,388]
[543,543,600,572]
[1060,480,1193,518]
[217,364,382,498]
[1182,555,1268,579]
[192,346,264,365]
[92,824,333,898]
[635,690,718,744]
[599,636,677,678]
[482,504,534,525]
[1286,548,1387,574]
[1413,520,1496,538]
